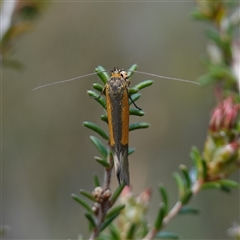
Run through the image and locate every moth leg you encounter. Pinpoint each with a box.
[129,94,142,110]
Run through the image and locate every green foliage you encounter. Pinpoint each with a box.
[109,184,125,206]
[95,157,110,168]
[83,122,109,140]
[93,173,101,187]
[95,66,110,84]
[129,108,145,116]
[80,189,96,202]
[158,185,168,216]
[72,194,93,213]
[201,179,239,191]
[85,213,96,230]
[84,64,152,175]
[192,2,239,94]
[154,203,166,230]
[127,64,138,78]
[128,148,135,155]
[87,90,106,109]
[108,224,121,240]
[129,93,141,104]
[99,212,120,232]
[132,80,154,90]
[105,205,125,219]
[179,206,200,215]
[129,122,150,131]
[74,6,240,236]
[75,56,239,240]
[72,64,156,239]
[90,136,108,159]
[1,1,49,70]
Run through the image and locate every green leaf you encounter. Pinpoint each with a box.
[206,29,222,46]
[96,233,111,240]
[85,212,96,230]
[80,189,96,201]
[190,9,210,21]
[127,63,138,78]
[106,204,125,219]
[199,64,236,87]
[100,212,120,232]
[209,64,234,80]
[19,5,41,19]
[180,165,191,189]
[155,231,179,239]
[128,148,135,155]
[179,206,199,215]
[95,157,111,168]
[90,136,108,158]
[173,172,185,198]
[159,185,168,216]
[110,184,125,206]
[129,122,150,131]
[2,58,24,70]
[201,182,221,190]
[201,159,208,180]
[93,173,101,187]
[87,90,106,109]
[180,189,192,204]
[133,80,154,90]
[109,224,121,240]
[95,66,110,84]
[225,1,239,8]
[94,156,107,162]
[93,83,104,93]
[100,114,108,123]
[139,218,149,238]
[126,223,137,239]
[83,121,109,140]
[217,179,239,188]
[129,93,141,105]
[129,108,145,116]
[154,203,165,230]
[128,87,139,95]
[220,186,231,193]
[190,147,203,180]
[198,73,217,86]
[72,194,92,212]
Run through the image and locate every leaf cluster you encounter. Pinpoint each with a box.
[84,64,153,170]
[1,1,48,69]
[72,64,154,239]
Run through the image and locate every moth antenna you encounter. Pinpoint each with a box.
[33,72,107,91]
[129,70,200,85]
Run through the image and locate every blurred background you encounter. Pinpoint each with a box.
[2,1,239,239]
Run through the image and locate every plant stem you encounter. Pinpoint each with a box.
[89,146,114,240]
[143,180,202,240]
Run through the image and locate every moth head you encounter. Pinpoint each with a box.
[120,70,128,80]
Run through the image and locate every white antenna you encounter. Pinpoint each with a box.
[131,70,199,85]
[33,68,199,91]
[33,72,99,91]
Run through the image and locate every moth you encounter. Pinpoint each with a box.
[33,66,198,186]
[102,67,141,185]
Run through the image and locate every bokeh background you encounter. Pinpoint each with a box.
[2,1,239,239]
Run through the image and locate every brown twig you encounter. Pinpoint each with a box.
[89,145,114,240]
[143,180,202,240]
